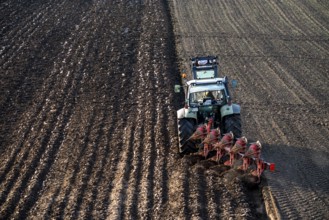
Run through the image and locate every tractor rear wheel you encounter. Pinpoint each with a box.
[224,114,242,139]
[177,118,197,154]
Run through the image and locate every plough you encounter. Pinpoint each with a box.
[192,118,275,181]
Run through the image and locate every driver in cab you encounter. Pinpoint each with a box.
[205,91,215,99]
[204,91,216,105]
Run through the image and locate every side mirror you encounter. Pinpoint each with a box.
[174,85,181,93]
[231,79,238,88]
[226,95,232,105]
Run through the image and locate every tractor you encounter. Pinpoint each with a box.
[174,56,275,181]
[174,56,241,155]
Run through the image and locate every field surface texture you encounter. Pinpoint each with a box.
[172,0,329,219]
[0,0,328,219]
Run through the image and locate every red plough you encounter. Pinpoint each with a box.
[190,123,275,181]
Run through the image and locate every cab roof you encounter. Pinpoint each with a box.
[187,78,226,93]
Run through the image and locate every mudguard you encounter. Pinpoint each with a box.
[177,107,198,120]
[220,104,241,118]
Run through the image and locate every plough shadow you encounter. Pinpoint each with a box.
[259,141,329,219]
[261,142,329,192]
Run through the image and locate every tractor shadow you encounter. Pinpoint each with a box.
[244,141,329,219]
[261,142,329,192]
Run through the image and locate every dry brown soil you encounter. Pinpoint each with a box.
[0,0,328,219]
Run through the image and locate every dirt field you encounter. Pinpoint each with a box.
[0,0,328,219]
[171,0,329,219]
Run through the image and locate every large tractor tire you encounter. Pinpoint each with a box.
[177,118,197,154]
[224,114,242,139]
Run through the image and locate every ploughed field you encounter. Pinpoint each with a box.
[0,0,262,219]
[0,0,328,219]
[172,0,329,219]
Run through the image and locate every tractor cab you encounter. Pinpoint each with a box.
[188,81,227,108]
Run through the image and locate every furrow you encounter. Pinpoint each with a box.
[0,1,62,66]
[45,107,97,219]
[65,112,109,219]
[0,5,93,191]
[293,0,329,35]
[0,0,93,179]
[0,4,97,217]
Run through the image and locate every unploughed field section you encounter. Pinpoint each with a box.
[171,0,329,219]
